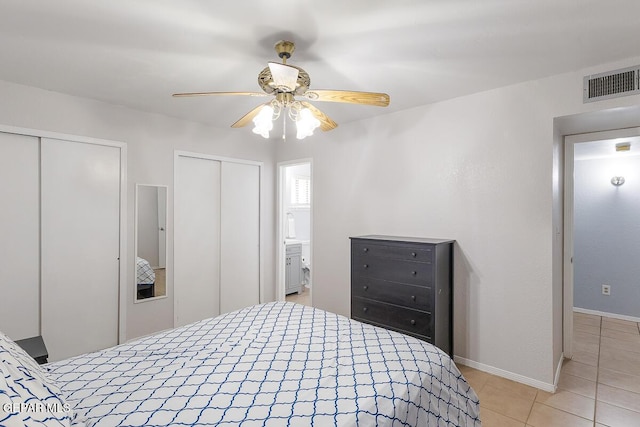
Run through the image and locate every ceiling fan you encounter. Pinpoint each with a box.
[172,40,390,139]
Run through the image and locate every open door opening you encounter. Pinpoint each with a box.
[563,128,640,358]
[277,160,313,307]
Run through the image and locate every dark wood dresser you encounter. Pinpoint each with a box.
[350,235,454,355]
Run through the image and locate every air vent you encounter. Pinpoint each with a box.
[584,66,640,102]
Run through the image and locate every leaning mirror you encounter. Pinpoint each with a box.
[135,184,168,302]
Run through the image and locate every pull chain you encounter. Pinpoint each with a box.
[282,115,286,140]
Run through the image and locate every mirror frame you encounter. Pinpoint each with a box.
[134,184,168,303]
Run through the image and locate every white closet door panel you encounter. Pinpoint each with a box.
[0,133,40,340]
[174,156,221,326]
[41,138,120,362]
[220,162,260,314]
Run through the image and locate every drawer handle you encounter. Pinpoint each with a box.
[412,271,417,276]
[363,247,369,253]
[411,252,417,257]
[410,320,416,326]
[363,307,368,313]
[363,285,369,291]
[411,295,416,301]
[363,264,369,269]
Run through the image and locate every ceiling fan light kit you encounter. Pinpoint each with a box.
[294,108,321,139]
[173,40,390,140]
[251,105,274,138]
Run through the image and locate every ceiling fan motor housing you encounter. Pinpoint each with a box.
[258,65,310,95]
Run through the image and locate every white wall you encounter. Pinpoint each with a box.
[574,155,640,316]
[0,79,277,341]
[275,57,640,388]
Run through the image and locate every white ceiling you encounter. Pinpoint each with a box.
[575,136,639,161]
[2,0,640,131]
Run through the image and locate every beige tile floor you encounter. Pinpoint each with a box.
[285,285,311,306]
[458,312,640,426]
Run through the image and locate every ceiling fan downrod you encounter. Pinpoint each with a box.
[274,40,295,64]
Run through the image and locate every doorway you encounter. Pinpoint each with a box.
[563,127,640,357]
[278,160,313,307]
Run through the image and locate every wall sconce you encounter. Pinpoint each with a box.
[611,176,625,186]
[615,142,631,152]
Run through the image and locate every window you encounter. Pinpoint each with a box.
[291,176,310,207]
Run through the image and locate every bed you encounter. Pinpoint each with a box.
[136,256,155,299]
[1,302,481,426]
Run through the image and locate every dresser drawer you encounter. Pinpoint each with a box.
[352,297,433,339]
[351,277,432,312]
[352,242,433,263]
[352,255,433,286]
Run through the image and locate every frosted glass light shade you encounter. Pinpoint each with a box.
[252,106,274,138]
[295,108,321,140]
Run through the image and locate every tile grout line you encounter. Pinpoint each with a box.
[525,343,595,424]
[545,315,640,425]
[524,388,538,425]
[528,389,596,424]
[593,318,640,416]
[592,315,602,427]
[478,314,640,425]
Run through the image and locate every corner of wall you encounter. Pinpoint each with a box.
[454,356,556,393]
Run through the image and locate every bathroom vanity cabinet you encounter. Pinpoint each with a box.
[285,243,303,295]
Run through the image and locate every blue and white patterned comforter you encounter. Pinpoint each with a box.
[47,302,481,426]
[136,257,155,285]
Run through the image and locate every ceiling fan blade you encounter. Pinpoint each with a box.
[268,62,299,92]
[303,90,390,107]
[300,101,338,132]
[231,102,272,128]
[172,91,267,98]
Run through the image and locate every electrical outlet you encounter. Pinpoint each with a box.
[602,284,611,296]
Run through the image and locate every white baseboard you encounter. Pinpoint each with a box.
[574,307,640,323]
[554,352,564,392]
[454,356,555,393]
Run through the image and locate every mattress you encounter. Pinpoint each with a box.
[136,256,155,285]
[47,302,481,426]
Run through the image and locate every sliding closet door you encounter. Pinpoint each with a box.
[220,162,260,313]
[41,138,121,361]
[174,155,221,327]
[0,133,40,340]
